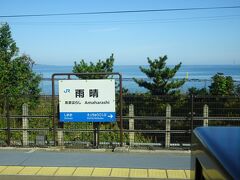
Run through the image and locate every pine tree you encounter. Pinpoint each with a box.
[133,55,185,95]
[0,23,41,112]
[72,54,114,79]
[209,73,234,96]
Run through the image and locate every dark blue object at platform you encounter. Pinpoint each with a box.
[194,127,240,179]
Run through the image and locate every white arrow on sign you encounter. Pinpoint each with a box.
[108,114,113,118]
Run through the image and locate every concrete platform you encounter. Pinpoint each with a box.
[0,148,191,179]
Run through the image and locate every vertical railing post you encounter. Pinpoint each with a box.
[51,74,56,146]
[191,95,194,133]
[6,96,10,146]
[129,104,135,146]
[165,104,171,148]
[57,130,64,146]
[203,104,209,126]
[93,122,99,148]
[22,103,29,146]
[190,95,195,150]
[119,74,123,147]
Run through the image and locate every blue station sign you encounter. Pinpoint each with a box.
[59,79,116,122]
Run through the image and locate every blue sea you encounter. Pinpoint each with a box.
[33,64,240,95]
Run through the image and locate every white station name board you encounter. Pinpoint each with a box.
[59,79,115,122]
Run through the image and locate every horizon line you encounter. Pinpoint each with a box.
[34,63,240,67]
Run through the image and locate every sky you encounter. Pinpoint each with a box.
[1,0,240,65]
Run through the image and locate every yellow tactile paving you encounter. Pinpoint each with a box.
[0,166,190,179]
[36,167,58,176]
[55,167,76,176]
[18,167,41,175]
[130,168,148,178]
[73,167,94,176]
[185,170,191,179]
[110,168,129,177]
[91,168,111,177]
[167,170,187,179]
[0,166,7,173]
[148,169,167,178]
[0,166,24,175]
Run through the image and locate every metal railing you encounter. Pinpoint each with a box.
[0,95,239,149]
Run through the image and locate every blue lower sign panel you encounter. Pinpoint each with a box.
[60,112,116,122]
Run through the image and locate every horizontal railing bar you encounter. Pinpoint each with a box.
[0,115,53,118]
[0,128,191,134]
[1,115,240,121]
[0,128,51,131]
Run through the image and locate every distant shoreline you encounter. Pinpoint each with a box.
[34,64,240,95]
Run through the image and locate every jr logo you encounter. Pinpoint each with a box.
[64,89,71,93]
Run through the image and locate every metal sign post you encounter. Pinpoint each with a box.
[51,72,123,147]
